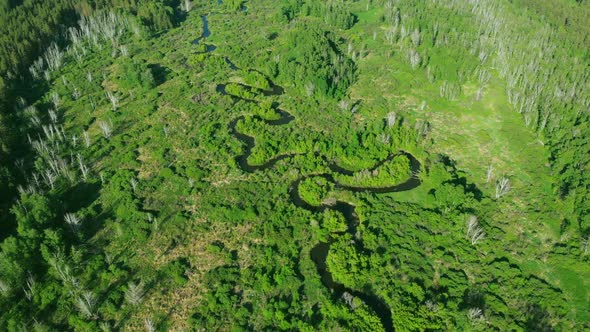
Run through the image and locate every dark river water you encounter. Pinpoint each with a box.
[192,15,211,45]
[227,106,421,331]
[217,34,423,331]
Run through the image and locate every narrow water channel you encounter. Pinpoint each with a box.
[192,15,211,45]
[216,41,422,331]
[227,103,421,331]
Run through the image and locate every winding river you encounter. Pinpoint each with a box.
[205,15,422,331]
[192,15,211,45]
[223,88,421,332]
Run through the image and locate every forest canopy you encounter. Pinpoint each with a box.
[0,0,589,330]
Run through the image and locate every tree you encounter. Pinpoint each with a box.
[64,213,82,232]
[12,194,56,243]
[137,1,174,31]
[466,215,485,245]
[495,177,510,199]
[75,291,97,319]
[225,0,243,11]
[117,60,155,90]
[98,120,112,138]
[276,23,355,99]
[125,281,145,306]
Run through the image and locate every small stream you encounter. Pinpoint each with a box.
[228,112,297,173]
[191,15,240,71]
[214,25,422,330]
[225,57,239,70]
[192,15,217,52]
[288,166,420,332]
[226,100,421,331]
[192,15,210,45]
[331,152,422,194]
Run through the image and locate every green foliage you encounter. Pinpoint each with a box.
[0,237,26,296]
[242,70,271,90]
[12,194,57,243]
[302,0,356,29]
[249,100,280,120]
[0,0,76,75]
[278,0,303,22]
[160,258,190,286]
[115,59,156,90]
[0,0,588,330]
[190,266,251,329]
[326,234,368,287]
[137,0,175,31]
[431,183,474,213]
[335,154,412,188]
[298,176,333,206]
[322,209,347,233]
[225,83,259,100]
[224,0,244,12]
[279,0,356,29]
[276,23,355,99]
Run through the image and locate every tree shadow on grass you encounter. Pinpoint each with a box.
[148,63,171,86]
[524,304,553,332]
[63,181,101,212]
